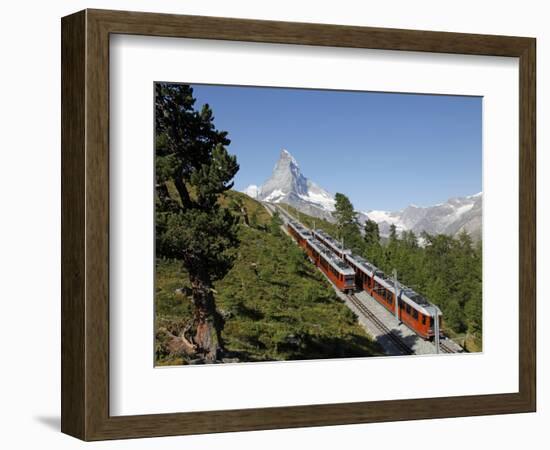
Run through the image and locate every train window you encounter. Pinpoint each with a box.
[406,304,411,314]
[422,315,426,325]
[412,309,418,320]
[430,317,434,327]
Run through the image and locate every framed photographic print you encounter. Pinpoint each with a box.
[61,9,536,441]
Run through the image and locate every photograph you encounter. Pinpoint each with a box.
[154,82,483,366]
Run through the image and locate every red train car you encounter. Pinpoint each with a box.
[287,220,312,251]
[305,238,356,293]
[346,253,442,339]
[287,220,356,293]
[311,229,350,260]
[399,287,442,339]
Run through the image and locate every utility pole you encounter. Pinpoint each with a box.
[434,307,440,354]
[392,269,400,322]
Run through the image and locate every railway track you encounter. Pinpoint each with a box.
[350,291,456,355]
[347,294,414,356]
[439,341,456,354]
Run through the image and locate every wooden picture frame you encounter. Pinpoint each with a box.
[61,9,536,441]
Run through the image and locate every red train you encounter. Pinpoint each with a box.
[345,252,441,339]
[286,216,442,340]
[287,221,355,293]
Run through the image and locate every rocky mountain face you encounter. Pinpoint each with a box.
[243,149,336,221]
[364,193,482,240]
[243,148,482,240]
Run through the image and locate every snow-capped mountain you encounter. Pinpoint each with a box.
[243,149,336,221]
[243,148,482,240]
[364,192,482,240]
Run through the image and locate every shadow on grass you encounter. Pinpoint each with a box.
[233,302,264,320]
[279,333,380,360]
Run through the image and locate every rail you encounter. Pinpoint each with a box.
[439,341,457,354]
[347,294,414,356]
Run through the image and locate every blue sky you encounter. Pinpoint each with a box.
[190,83,482,211]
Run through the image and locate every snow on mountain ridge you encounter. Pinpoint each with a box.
[242,148,336,221]
[281,148,298,166]
[264,189,286,202]
[363,193,482,239]
[242,148,481,239]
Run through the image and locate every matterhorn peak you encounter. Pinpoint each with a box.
[279,148,299,167]
[242,148,336,221]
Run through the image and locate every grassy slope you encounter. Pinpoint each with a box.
[281,204,340,236]
[156,192,382,365]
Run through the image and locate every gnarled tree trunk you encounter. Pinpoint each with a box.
[189,277,224,362]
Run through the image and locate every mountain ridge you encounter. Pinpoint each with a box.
[243,148,482,240]
[364,192,482,240]
[243,149,336,221]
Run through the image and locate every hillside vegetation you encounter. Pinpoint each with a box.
[156,191,382,365]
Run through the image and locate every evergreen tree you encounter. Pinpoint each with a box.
[363,219,383,265]
[402,230,418,249]
[269,211,283,236]
[363,219,380,246]
[334,192,357,226]
[389,224,398,243]
[155,83,239,362]
[229,195,250,227]
[333,193,364,254]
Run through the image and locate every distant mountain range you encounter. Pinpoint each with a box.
[365,193,482,241]
[243,149,482,240]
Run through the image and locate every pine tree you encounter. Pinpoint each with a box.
[229,195,250,227]
[402,230,418,249]
[389,223,398,243]
[363,219,380,246]
[333,193,364,253]
[334,193,357,227]
[155,83,239,362]
[269,211,283,235]
[363,219,383,264]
